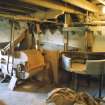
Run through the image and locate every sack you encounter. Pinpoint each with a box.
[46,88,99,105]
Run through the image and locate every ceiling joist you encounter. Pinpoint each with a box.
[0,13,40,21]
[63,0,101,13]
[0,3,36,13]
[21,0,83,14]
[0,7,28,15]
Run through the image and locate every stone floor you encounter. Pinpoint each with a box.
[0,76,105,105]
[0,79,54,105]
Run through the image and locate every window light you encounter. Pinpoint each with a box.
[102,6,105,14]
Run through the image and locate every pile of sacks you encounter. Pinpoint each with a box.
[46,88,100,105]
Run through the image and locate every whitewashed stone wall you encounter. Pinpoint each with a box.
[0,19,11,42]
[41,29,85,51]
[41,28,105,52]
[0,19,105,52]
[0,19,27,43]
[92,33,105,52]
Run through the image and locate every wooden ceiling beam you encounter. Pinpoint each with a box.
[21,0,83,14]
[0,1,43,12]
[0,2,35,13]
[0,7,28,14]
[63,0,101,13]
[97,0,105,5]
[0,13,40,21]
[32,10,64,20]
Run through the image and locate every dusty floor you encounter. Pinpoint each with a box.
[0,76,105,105]
[0,79,55,105]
